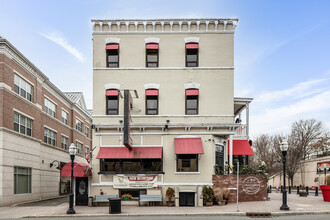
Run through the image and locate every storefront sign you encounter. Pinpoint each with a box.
[242,176,260,195]
[317,161,330,173]
[113,175,157,188]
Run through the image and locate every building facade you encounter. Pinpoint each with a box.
[91,18,253,206]
[0,37,92,206]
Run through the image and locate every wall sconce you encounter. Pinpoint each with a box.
[50,160,61,170]
[165,120,170,130]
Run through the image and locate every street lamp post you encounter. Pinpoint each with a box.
[67,143,77,214]
[324,164,327,185]
[280,138,289,211]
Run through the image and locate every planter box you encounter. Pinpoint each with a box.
[299,191,308,197]
[320,185,330,202]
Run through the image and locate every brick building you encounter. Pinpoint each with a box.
[0,37,92,206]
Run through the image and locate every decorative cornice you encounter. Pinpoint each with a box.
[105,37,120,44]
[94,67,234,70]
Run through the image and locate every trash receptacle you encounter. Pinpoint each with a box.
[88,196,93,207]
[108,198,121,214]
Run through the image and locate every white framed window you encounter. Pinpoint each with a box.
[61,110,68,125]
[76,118,83,132]
[76,141,83,155]
[61,136,68,150]
[14,166,32,194]
[14,112,32,136]
[14,74,33,102]
[44,98,57,118]
[85,126,89,138]
[44,128,57,146]
[85,146,90,156]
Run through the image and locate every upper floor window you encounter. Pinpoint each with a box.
[146,89,158,115]
[146,44,159,67]
[44,98,57,118]
[185,43,199,67]
[106,89,119,115]
[14,112,32,136]
[61,136,68,150]
[106,44,119,68]
[62,110,68,125]
[76,118,83,132]
[85,126,89,138]
[14,74,33,102]
[76,141,83,155]
[44,128,56,146]
[185,89,199,115]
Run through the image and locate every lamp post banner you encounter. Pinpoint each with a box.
[113,175,157,188]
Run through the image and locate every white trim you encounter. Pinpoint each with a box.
[42,83,70,108]
[93,31,235,35]
[93,114,234,118]
[184,37,200,44]
[94,67,234,70]
[175,135,199,139]
[144,83,160,90]
[61,133,69,138]
[44,125,57,133]
[184,83,200,90]
[13,70,35,87]
[75,139,83,144]
[105,37,120,44]
[13,108,34,120]
[175,172,200,175]
[144,37,160,44]
[96,132,235,136]
[104,83,120,90]
[0,82,12,90]
[44,95,58,106]
[61,107,69,114]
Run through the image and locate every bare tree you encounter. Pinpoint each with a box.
[311,132,330,156]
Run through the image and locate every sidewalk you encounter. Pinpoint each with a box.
[0,193,329,218]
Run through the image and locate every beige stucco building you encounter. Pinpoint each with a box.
[91,18,253,206]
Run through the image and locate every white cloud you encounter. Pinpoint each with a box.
[40,32,85,62]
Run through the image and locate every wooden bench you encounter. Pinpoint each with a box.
[94,195,117,206]
[139,195,162,206]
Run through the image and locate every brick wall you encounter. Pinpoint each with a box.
[212,174,267,202]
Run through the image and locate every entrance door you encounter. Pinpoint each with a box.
[179,192,195,206]
[75,177,88,206]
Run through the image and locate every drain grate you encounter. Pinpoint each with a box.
[246,212,272,217]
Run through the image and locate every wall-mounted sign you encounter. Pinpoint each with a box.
[242,176,260,195]
[113,175,157,189]
[317,161,330,173]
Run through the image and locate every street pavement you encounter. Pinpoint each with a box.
[0,192,329,219]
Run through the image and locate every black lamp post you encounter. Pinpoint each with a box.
[280,138,289,211]
[67,143,77,214]
[324,164,327,185]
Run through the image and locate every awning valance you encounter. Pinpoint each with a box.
[186,43,199,49]
[96,147,163,159]
[106,89,119,96]
[106,44,119,50]
[146,89,158,96]
[60,162,92,177]
[146,43,159,49]
[228,140,254,155]
[174,138,204,154]
[186,89,199,96]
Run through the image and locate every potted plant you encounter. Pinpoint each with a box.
[202,186,214,206]
[222,188,229,204]
[165,187,175,206]
[214,188,225,206]
[320,175,330,202]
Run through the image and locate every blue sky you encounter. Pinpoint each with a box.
[1,0,330,137]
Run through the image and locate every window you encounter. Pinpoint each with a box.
[85,127,89,138]
[100,159,162,174]
[177,154,198,172]
[44,98,57,118]
[146,44,159,67]
[14,74,33,102]
[14,167,32,194]
[185,89,199,115]
[61,136,68,150]
[76,141,83,155]
[106,90,119,115]
[85,146,90,156]
[185,43,199,67]
[14,112,32,136]
[44,128,57,146]
[62,110,68,125]
[76,118,83,132]
[106,44,119,67]
[146,89,158,115]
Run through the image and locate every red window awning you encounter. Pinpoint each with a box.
[186,43,199,49]
[96,147,163,159]
[106,89,119,96]
[146,43,159,49]
[186,89,199,96]
[106,44,119,50]
[60,162,92,177]
[228,140,254,155]
[146,89,158,96]
[174,138,204,154]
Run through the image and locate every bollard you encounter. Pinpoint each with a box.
[289,186,291,194]
[315,187,318,196]
[306,186,309,195]
[297,186,300,194]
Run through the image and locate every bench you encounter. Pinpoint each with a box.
[94,195,117,206]
[139,195,163,206]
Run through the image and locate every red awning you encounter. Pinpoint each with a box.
[96,147,163,159]
[228,140,254,155]
[186,89,199,96]
[174,138,204,154]
[186,43,199,49]
[60,162,92,177]
[106,89,119,96]
[106,44,119,50]
[146,44,159,49]
[146,89,159,96]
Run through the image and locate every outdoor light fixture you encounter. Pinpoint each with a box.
[280,138,289,211]
[49,160,61,170]
[67,143,77,214]
[324,164,327,185]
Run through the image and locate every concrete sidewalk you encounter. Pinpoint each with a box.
[0,193,329,218]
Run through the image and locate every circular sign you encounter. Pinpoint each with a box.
[242,177,260,195]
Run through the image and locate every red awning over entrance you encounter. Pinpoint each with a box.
[174,138,204,154]
[228,140,254,155]
[60,162,92,177]
[96,147,163,159]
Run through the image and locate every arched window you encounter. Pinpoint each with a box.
[185,43,199,67]
[146,43,159,67]
[106,44,119,67]
[185,89,199,115]
[145,89,159,115]
[105,89,119,115]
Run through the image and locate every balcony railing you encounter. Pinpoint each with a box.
[234,124,247,137]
